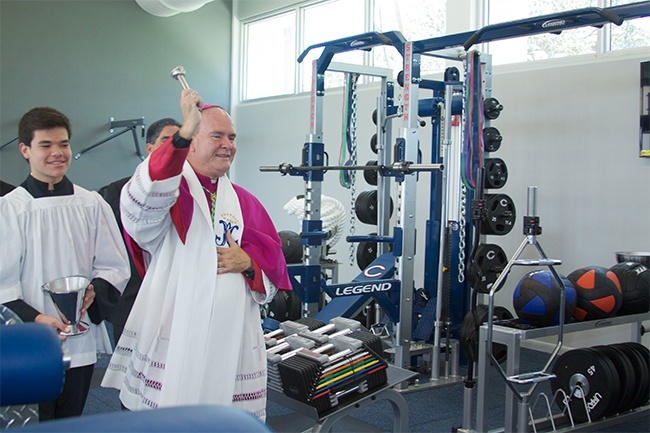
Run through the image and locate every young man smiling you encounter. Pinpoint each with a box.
[0,107,130,420]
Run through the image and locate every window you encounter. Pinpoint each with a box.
[610,0,650,51]
[240,0,648,101]
[372,0,447,78]
[485,0,650,65]
[486,0,598,64]
[240,0,447,101]
[299,0,366,92]
[243,11,296,100]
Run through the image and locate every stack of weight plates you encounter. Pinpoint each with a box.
[551,342,649,423]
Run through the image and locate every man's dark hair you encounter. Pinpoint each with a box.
[146,118,181,144]
[18,107,72,146]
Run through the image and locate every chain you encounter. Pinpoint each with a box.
[348,74,359,266]
[458,184,467,283]
[457,55,470,284]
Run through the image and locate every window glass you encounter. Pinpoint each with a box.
[244,11,296,100]
[373,0,447,78]
[609,0,650,51]
[300,0,366,92]
[487,0,599,65]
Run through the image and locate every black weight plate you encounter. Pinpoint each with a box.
[626,342,650,408]
[354,190,394,226]
[483,126,502,152]
[370,133,378,154]
[468,243,508,294]
[357,239,377,271]
[364,160,378,186]
[484,97,503,120]
[551,348,619,423]
[481,194,516,236]
[287,290,302,321]
[356,232,393,271]
[484,158,508,189]
[267,290,290,322]
[610,342,648,410]
[278,230,302,263]
[459,305,512,364]
[583,347,621,418]
[594,345,636,415]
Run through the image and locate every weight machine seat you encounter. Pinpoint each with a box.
[0,322,66,407]
[17,405,273,433]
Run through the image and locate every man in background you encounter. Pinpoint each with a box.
[0,180,15,196]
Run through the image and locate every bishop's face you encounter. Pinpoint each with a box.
[20,127,71,187]
[187,107,237,180]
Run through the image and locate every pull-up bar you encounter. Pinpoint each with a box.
[302,1,650,74]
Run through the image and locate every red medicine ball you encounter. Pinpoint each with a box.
[568,265,622,321]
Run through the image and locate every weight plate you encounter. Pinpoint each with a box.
[484,97,503,120]
[468,243,508,294]
[287,290,302,321]
[265,290,289,322]
[484,158,508,189]
[364,160,378,186]
[357,232,393,271]
[610,342,649,410]
[370,133,378,154]
[278,230,302,263]
[551,348,620,423]
[624,342,650,408]
[354,190,394,226]
[481,194,516,236]
[460,305,512,364]
[594,345,636,415]
[483,126,502,152]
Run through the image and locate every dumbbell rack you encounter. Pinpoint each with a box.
[268,365,416,433]
[475,312,649,433]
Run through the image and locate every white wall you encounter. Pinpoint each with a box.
[231,50,650,347]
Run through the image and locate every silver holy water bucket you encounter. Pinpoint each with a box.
[41,275,90,337]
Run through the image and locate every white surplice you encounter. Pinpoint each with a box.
[0,186,130,367]
[102,160,277,420]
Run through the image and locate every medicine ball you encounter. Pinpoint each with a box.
[278,230,302,264]
[568,266,622,321]
[609,262,649,315]
[513,270,577,327]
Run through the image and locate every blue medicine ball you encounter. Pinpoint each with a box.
[513,270,577,327]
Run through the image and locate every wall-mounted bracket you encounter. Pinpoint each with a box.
[0,137,18,150]
[74,117,146,160]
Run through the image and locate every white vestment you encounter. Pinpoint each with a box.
[102,161,277,420]
[0,186,130,367]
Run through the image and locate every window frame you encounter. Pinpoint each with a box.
[237,0,649,103]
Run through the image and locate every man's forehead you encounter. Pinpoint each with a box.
[33,128,69,141]
[160,125,179,135]
[202,110,235,131]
